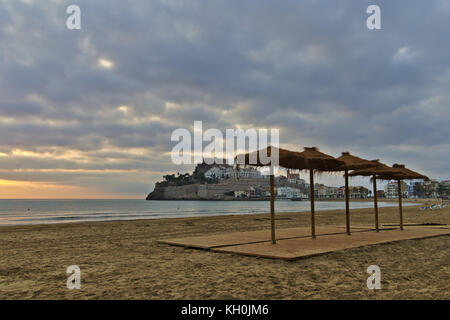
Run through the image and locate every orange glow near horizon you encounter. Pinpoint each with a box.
[0,179,143,199]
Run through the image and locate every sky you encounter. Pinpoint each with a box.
[0,0,449,198]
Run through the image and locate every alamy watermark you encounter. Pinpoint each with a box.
[66,265,81,290]
[366,265,381,289]
[171,121,279,167]
[366,5,381,30]
[65,5,380,31]
[66,5,81,30]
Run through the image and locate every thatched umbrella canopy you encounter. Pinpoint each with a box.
[296,147,345,239]
[298,147,344,171]
[349,162,402,177]
[236,146,311,244]
[385,164,429,180]
[237,146,310,170]
[336,152,383,235]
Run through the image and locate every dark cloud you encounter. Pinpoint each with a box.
[0,0,448,196]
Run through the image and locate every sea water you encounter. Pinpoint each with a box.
[0,199,414,226]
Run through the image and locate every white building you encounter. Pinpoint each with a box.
[287,172,306,186]
[204,166,235,180]
[205,165,262,180]
[276,187,302,199]
[384,181,408,198]
[236,167,261,179]
[384,182,397,198]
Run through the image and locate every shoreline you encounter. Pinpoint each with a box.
[0,199,425,229]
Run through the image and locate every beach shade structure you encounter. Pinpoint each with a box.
[236,146,311,244]
[336,152,383,235]
[348,161,397,232]
[297,147,345,239]
[366,164,429,231]
[349,162,428,231]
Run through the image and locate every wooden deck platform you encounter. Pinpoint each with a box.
[158,226,449,260]
[157,225,375,249]
[213,228,450,260]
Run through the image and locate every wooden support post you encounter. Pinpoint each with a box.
[373,176,379,232]
[270,168,276,244]
[309,168,316,239]
[345,169,351,235]
[397,179,404,231]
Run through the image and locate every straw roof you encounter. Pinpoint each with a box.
[336,152,383,170]
[348,161,398,177]
[377,164,429,180]
[236,146,345,171]
[236,146,310,170]
[349,163,429,180]
[297,147,345,171]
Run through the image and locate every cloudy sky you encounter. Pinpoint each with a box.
[0,0,449,198]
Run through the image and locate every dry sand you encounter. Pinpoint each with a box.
[0,201,449,299]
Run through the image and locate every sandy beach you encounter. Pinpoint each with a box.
[0,201,448,299]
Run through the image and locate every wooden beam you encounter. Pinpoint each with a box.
[345,169,351,235]
[270,170,276,244]
[309,168,316,239]
[373,176,379,232]
[397,179,404,231]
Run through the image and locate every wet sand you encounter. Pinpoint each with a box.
[0,202,448,299]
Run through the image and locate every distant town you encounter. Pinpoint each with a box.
[147,161,450,200]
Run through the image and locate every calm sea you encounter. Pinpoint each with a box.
[0,199,412,227]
